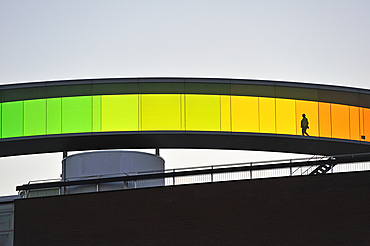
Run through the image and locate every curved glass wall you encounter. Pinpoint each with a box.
[1,93,370,142]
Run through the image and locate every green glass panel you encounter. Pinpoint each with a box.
[0,104,2,138]
[47,98,62,134]
[2,101,24,138]
[93,96,101,132]
[62,96,92,134]
[24,99,47,136]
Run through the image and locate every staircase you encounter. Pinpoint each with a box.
[309,159,336,175]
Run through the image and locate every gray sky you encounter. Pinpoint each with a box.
[0,0,369,196]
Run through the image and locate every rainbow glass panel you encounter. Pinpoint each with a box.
[185,95,220,131]
[101,95,139,131]
[24,99,47,136]
[2,101,23,138]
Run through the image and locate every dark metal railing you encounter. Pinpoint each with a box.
[16,152,370,197]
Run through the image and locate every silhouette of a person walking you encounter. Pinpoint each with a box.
[301,114,309,136]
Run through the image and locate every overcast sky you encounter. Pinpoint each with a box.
[0,0,369,196]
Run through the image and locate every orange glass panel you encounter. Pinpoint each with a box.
[221,95,231,132]
[276,98,296,135]
[231,96,259,133]
[349,106,360,141]
[296,100,318,137]
[331,104,350,139]
[259,97,275,134]
[360,108,365,141]
[318,102,331,138]
[364,108,370,142]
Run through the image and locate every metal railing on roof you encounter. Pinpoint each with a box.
[16,153,370,198]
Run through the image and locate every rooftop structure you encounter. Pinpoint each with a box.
[1,77,370,245]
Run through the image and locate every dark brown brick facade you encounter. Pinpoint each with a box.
[14,171,370,245]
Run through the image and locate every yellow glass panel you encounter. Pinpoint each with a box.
[181,94,185,130]
[185,94,220,131]
[319,102,331,138]
[296,100,318,137]
[139,95,142,130]
[364,108,370,142]
[141,94,182,131]
[331,104,350,139]
[231,96,259,133]
[259,97,275,134]
[276,98,296,135]
[349,106,360,141]
[221,95,231,132]
[101,95,139,131]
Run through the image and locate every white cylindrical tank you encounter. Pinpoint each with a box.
[63,151,164,194]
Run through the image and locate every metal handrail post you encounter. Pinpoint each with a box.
[211,166,213,182]
[250,163,252,179]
